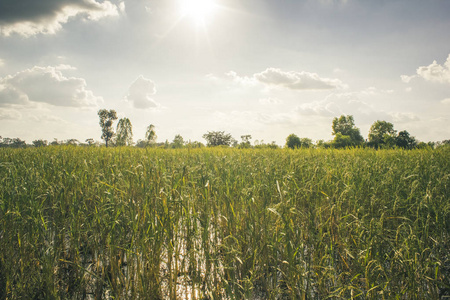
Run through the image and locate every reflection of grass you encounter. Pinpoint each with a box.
[0,146,449,299]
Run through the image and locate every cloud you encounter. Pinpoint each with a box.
[212,110,295,129]
[223,68,346,91]
[125,75,160,109]
[416,54,450,83]
[390,112,420,123]
[0,58,4,67]
[0,0,123,37]
[441,98,450,105]
[259,97,282,105]
[0,108,22,120]
[30,114,67,123]
[402,54,450,84]
[294,92,374,118]
[225,71,258,87]
[254,68,347,90]
[317,0,349,5]
[295,89,419,125]
[295,100,338,117]
[0,65,102,107]
[401,75,415,83]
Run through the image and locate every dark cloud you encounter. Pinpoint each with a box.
[0,0,122,36]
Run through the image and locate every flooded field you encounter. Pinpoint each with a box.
[1,147,449,299]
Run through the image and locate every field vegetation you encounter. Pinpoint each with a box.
[0,146,449,299]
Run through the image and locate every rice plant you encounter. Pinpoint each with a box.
[0,146,448,299]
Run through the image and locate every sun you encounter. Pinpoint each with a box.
[179,0,216,22]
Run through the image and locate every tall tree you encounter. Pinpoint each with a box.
[32,139,48,147]
[98,109,118,147]
[395,130,417,149]
[65,139,79,146]
[202,131,233,147]
[171,134,184,148]
[85,138,95,146]
[285,134,313,149]
[116,117,133,146]
[145,124,157,146]
[368,120,396,148]
[331,133,353,148]
[240,135,252,148]
[285,134,301,149]
[331,115,364,147]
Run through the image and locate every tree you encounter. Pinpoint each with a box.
[417,142,431,149]
[331,133,353,148]
[50,139,61,146]
[332,115,364,147]
[65,139,79,146]
[0,137,26,148]
[202,131,233,147]
[395,130,417,149]
[316,139,332,149]
[98,109,118,147]
[186,140,205,148]
[85,138,95,146]
[286,134,301,149]
[11,138,26,148]
[299,138,313,148]
[32,139,48,147]
[435,140,450,148]
[368,120,396,148]
[240,135,252,148]
[145,124,157,146]
[116,117,133,146]
[171,134,184,148]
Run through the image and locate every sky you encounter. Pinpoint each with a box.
[0,0,449,145]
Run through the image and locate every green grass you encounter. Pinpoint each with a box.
[0,146,449,299]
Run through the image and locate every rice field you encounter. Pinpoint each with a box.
[0,146,449,299]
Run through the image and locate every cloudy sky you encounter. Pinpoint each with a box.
[1,0,449,145]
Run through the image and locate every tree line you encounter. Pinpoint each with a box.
[1,109,448,149]
[285,115,443,150]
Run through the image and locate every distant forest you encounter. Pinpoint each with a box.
[1,109,449,150]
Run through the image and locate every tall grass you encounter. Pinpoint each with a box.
[0,146,448,299]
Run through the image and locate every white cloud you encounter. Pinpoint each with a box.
[358,87,394,97]
[0,108,22,120]
[441,98,450,105]
[125,75,160,109]
[212,110,295,129]
[0,65,102,107]
[222,68,346,91]
[295,100,337,117]
[390,112,420,123]
[205,73,220,82]
[416,54,450,83]
[259,97,282,105]
[401,74,415,83]
[254,68,347,90]
[402,54,450,84]
[30,114,67,123]
[295,89,419,125]
[225,71,258,87]
[0,59,4,67]
[295,92,375,118]
[0,0,123,37]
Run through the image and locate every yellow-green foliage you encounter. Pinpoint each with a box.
[0,147,449,299]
